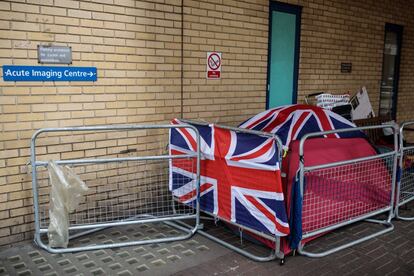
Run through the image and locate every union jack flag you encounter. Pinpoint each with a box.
[169,119,290,236]
[239,104,364,150]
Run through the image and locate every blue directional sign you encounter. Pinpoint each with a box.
[2,65,97,82]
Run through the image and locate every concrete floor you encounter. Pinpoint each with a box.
[1,205,414,276]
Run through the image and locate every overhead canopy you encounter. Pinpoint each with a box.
[239,104,365,149]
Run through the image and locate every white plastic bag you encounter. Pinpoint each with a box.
[382,121,395,136]
[315,93,350,110]
[47,161,88,248]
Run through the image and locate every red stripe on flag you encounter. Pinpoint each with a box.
[170,149,197,169]
[245,108,280,129]
[262,106,295,133]
[290,112,310,140]
[178,183,212,202]
[308,106,336,138]
[170,149,187,155]
[171,119,198,150]
[262,105,335,138]
[245,195,290,235]
[230,139,274,161]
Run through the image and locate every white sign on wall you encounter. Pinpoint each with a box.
[206,52,221,79]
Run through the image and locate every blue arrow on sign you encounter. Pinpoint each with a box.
[2,65,97,82]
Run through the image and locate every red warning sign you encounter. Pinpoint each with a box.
[207,52,221,79]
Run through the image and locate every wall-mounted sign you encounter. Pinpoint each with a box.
[38,45,72,64]
[2,65,97,82]
[341,62,352,73]
[206,52,221,79]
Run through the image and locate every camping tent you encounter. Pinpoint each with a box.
[240,105,392,253]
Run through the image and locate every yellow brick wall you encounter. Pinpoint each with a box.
[181,0,414,124]
[287,0,414,123]
[0,0,186,246]
[181,0,269,125]
[0,0,414,246]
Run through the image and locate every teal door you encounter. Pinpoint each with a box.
[267,2,301,109]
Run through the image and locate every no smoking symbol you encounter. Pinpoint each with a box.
[208,53,221,70]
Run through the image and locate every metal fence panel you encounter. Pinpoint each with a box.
[396,122,414,220]
[176,119,286,263]
[31,125,201,253]
[302,154,394,236]
[297,125,397,257]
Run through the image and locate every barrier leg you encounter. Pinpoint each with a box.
[297,218,394,258]
[171,220,285,263]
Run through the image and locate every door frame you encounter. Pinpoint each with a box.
[266,1,302,109]
[379,23,403,119]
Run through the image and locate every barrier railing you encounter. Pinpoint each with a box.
[396,121,414,220]
[297,124,397,257]
[31,125,201,253]
[175,119,286,263]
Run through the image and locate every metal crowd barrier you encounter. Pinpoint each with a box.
[30,125,201,253]
[396,121,414,220]
[176,119,286,263]
[297,124,398,257]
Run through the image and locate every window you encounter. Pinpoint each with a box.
[379,23,403,119]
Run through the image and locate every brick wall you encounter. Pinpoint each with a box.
[0,0,413,246]
[0,0,187,246]
[181,0,414,124]
[181,0,269,125]
[289,0,414,122]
